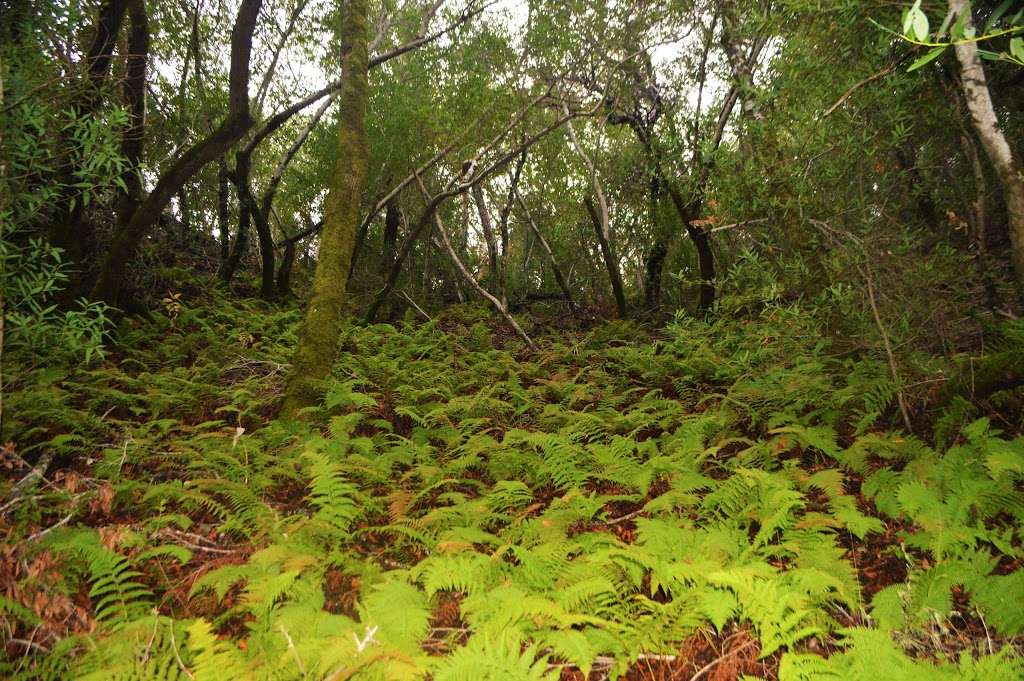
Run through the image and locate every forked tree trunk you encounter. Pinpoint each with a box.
[418,178,537,350]
[91,0,263,306]
[664,184,714,313]
[281,0,370,416]
[948,0,1024,286]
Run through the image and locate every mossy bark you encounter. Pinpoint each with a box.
[281,0,369,417]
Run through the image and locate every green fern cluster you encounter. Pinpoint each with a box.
[4,302,1023,680]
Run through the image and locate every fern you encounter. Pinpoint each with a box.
[45,529,153,628]
[432,633,557,681]
[303,450,360,534]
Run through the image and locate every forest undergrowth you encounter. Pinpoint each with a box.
[2,277,1024,681]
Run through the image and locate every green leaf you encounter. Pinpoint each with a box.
[908,46,947,71]
[903,2,921,35]
[1011,37,1024,61]
[911,8,930,41]
[985,0,1016,34]
[952,10,970,39]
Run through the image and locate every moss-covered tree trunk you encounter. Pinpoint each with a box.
[281,0,369,416]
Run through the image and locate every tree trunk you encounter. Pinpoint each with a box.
[565,111,626,317]
[644,240,668,311]
[495,150,526,307]
[419,179,537,350]
[281,0,370,416]
[177,186,192,245]
[249,185,276,299]
[516,191,575,310]
[222,167,250,283]
[382,195,400,271]
[643,174,667,311]
[664,184,714,313]
[948,0,1024,286]
[472,183,500,291]
[91,0,263,306]
[217,160,231,267]
[49,0,129,285]
[686,223,716,313]
[585,196,627,318]
[277,220,322,297]
[114,0,148,230]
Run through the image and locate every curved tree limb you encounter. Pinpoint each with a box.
[416,175,537,350]
[92,0,265,305]
[365,98,596,322]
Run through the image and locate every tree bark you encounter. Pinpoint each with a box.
[177,186,192,244]
[584,196,627,317]
[948,0,1024,286]
[114,0,148,230]
[471,183,500,289]
[247,176,276,299]
[664,184,714,313]
[277,220,322,296]
[495,150,527,307]
[217,160,231,268]
[564,108,626,317]
[49,0,129,283]
[643,240,668,311]
[382,195,400,271]
[281,0,370,416]
[91,0,263,305]
[222,169,250,284]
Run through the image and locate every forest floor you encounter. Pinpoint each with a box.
[2,283,1024,680]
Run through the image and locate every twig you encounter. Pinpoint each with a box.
[860,262,914,432]
[604,509,644,525]
[6,637,49,654]
[823,62,900,117]
[707,218,770,234]
[399,290,432,321]
[141,614,161,663]
[169,620,195,679]
[280,625,307,676]
[0,453,71,516]
[27,513,73,542]
[689,640,756,681]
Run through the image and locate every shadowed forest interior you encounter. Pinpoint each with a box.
[2,0,1024,678]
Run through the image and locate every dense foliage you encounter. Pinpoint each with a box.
[2,0,1024,677]
[1,287,1023,679]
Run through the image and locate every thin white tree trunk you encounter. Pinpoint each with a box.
[949,0,1024,284]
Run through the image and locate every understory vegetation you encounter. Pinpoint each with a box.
[4,0,1024,677]
[2,279,1023,680]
